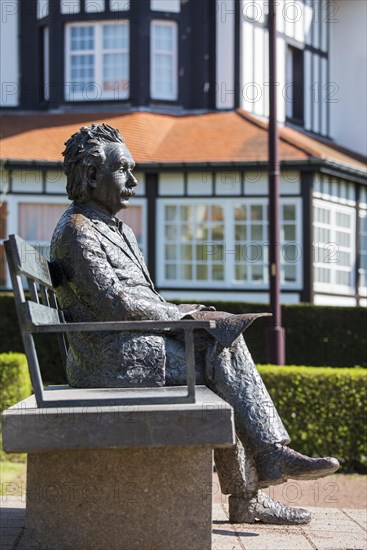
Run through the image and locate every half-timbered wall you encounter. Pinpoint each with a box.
[0,169,146,288]
[1,165,366,306]
[0,0,19,107]
[233,0,330,136]
[329,0,367,156]
[156,169,303,303]
[313,173,367,306]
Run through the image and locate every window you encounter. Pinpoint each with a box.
[151,21,177,101]
[18,203,70,259]
[359,210,367,295]
[233,203,268,284]
[61,0,80,14]
[116,202,146,256]
[0,203,8,288]
[157,199,301,288]
[151,0,180,12]
[65,22,129,101]
[85,0,105,12]
[43,27,50,100]
[37,0,49,18]
[313,199,355,293]
[110,0,129,10]
[286,46,304,124]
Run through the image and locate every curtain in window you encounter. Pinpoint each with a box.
[18,203,69,241]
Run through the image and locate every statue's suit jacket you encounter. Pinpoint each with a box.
[51,201,185,387]
[51,201,289,451]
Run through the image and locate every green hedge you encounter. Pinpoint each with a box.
[258,365,367,472]
[0,352,32,410]
[0,352,32,463]
[0,293,366,383]
[176,300,367,369]
[0,293,66,384]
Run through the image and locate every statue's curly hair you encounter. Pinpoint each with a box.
[62,123,125,202]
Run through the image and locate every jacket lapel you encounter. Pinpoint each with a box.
[91,220,141,267]
[120,230,156,286]
[74,202,157,288]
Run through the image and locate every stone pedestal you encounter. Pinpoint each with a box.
[25,447,213,550]
[2,386,235,550]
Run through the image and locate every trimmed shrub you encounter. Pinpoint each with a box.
[1,292,366,383]
[0,352,32,464]
[0,293,66,384]
[0,352,32,410]
[258,365,367,472]
[176,300,367,368]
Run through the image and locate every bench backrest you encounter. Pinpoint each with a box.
[5,235,68,405]
[5,235,211,408]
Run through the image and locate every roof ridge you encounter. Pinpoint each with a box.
[235,108,269,130]
[235,108,320,158]
[1,111,365,174]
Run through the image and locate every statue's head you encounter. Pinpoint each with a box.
[62,123,137,214]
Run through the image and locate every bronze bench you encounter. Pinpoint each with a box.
[2,234,235,550]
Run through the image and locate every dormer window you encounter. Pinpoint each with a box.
[65,21,129,101]
[150,21,178,101]
[286,45,304,125]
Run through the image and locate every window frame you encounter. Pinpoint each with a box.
[286,45,305,125]
[43,27,50,101]
[2,195,147,289]
[156,197,302,290]
[313,198,356,295]
[64,20,129,102]
[116,198,148,259]
[150,20,178,101]
[358,208,367,297]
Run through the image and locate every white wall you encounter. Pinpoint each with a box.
[239,0,313,124]
[0,0,19,107]
[238,0,330,135]
[216,0,235,109]
[329,0,367,155]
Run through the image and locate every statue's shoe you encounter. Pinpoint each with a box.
[229,491,311,524]
[255,444,340,488]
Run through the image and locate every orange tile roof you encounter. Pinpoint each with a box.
[1,110,366,174]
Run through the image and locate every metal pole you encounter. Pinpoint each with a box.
[267,0,285,365]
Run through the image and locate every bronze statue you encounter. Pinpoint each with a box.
[51,124,339,525]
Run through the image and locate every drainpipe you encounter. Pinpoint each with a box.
[267,0,285,365]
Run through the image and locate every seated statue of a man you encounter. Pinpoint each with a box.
[51,124,339,525]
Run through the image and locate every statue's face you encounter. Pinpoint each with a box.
[91,142,137,215]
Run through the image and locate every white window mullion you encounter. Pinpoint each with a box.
[95,25,103,97]
[158,197,301,290]
[313,199,355,294]
[44,27,50,100]
[359,210,367,294]
[226,201,235,284]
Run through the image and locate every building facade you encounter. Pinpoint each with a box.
[1,0,366,306]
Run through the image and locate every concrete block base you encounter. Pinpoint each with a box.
[25,446,213,550]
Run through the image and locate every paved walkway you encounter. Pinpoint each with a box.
[1,497,366,549]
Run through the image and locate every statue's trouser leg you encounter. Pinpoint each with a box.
[204,336,290,454]
[165,334,290,496]
[214,436,259,496]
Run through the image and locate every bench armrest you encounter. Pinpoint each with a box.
[28,319,216,334]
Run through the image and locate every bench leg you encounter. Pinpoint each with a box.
[24,447,213,550]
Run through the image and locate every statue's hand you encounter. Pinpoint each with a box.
[178,303,216,315]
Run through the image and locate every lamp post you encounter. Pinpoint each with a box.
[268,0,285,365]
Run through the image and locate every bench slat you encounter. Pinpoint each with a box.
[6,234,217,408]
[8,234,54,289]
[24,301,61,326]
[23,306,216,332]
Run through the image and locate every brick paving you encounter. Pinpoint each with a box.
[1,497,366,549]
